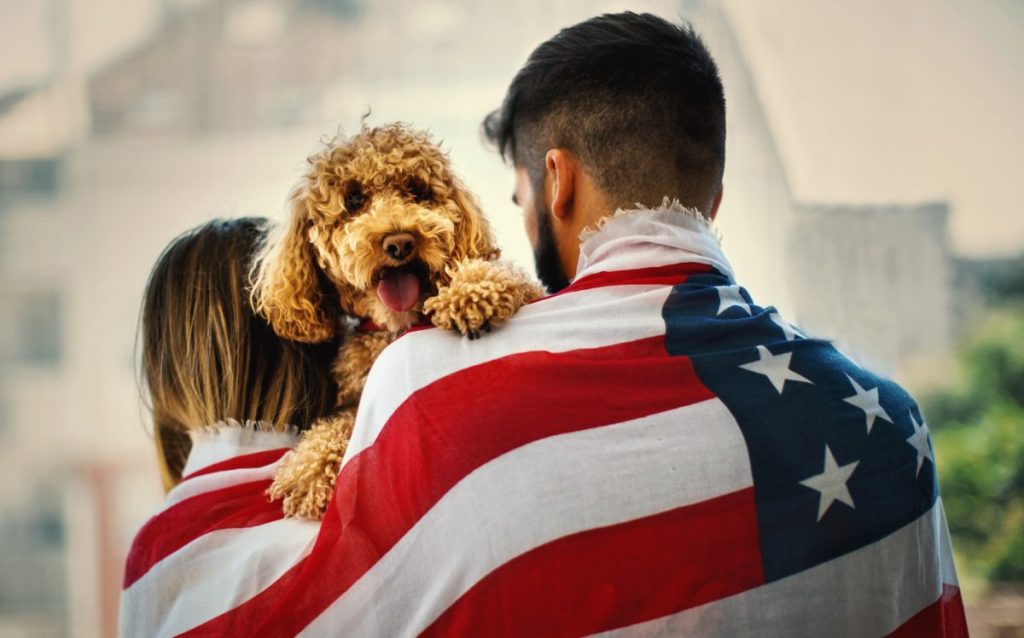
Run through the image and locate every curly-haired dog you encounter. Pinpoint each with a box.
[253,123,543,519]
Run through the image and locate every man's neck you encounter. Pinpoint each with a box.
[550,168,614,281]
[572,198,731,282]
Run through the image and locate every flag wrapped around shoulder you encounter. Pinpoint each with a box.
[119,425,319,637]
[122,206,968,637]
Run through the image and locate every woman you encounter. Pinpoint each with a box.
[121,217,338,636]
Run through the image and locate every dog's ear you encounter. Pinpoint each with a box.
[450,176,500,263]
[252,188,338,343]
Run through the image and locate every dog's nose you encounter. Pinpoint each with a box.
[383,233,416,261]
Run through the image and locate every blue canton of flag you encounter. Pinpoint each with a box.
[662,270,939,582]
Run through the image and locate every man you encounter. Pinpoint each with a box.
[339,12,963,635]
[160,12,967,636]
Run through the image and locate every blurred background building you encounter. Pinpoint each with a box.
[0,0,1021,635]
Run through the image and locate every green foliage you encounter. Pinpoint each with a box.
[927,304,1024,585]
[962,309,1024,408]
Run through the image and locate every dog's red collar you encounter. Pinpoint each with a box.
[356,316,432,334]
[356,319,387,333]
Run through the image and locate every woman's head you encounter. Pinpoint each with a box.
[140,217,337,491]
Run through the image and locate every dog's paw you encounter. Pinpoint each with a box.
[268,412,354,520]
[425,259,544,338]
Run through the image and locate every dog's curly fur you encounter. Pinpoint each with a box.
[252,123,543,519]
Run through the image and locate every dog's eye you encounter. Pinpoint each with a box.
[343,182,367,212]
[405,178,432,204]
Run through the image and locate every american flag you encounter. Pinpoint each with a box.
[121,212,967,636]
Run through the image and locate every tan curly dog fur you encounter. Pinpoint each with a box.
[252,122,543,519]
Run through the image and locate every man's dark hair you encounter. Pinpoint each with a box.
[484,12,725,212]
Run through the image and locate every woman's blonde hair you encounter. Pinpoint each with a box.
[139,217,337,492]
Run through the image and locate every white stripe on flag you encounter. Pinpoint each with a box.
[599,501,952,638]
[303,397,750,636]
[576,224,732,281]
[346,283,677,464]
[160,460,281,510]
[120,518,317,637]
[180,427,298,477]
[938,500,959,588]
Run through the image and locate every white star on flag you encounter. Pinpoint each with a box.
[769,312,803,341]
[842,374,893,434]
[800,445,860,521]
[716,285,751,316]
[905,411,934,477]
[739,345,813,394]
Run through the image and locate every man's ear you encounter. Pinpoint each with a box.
[544,149,576,221]
[709,183,724,221]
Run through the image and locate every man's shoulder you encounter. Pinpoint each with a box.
[375,326,479,373]
[371,282,651,385]
[363,325,508,411]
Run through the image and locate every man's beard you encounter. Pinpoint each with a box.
[533,198,572,294]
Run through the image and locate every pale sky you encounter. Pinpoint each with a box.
[725,0,1024,256]
[1,0,1021,257]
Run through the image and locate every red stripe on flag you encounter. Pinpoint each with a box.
[183,335,717,635]
[423,487,764,637]
[179,448,290,483]
[122,479,281,589]
[886,584,969,638]
[540,262,714,300]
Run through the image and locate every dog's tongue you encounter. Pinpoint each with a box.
[377,270,421,312]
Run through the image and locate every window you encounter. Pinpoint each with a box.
[0,158,62,200]
[13,289,63,366]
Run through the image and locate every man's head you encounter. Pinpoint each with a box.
[484,12,725,291]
